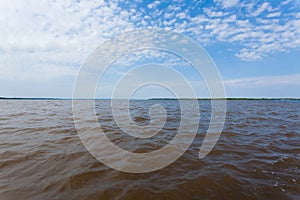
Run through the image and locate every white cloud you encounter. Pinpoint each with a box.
[0,0,135,81]
[204,9,227,17]
[224,74,300,97]
[235,49,262,60]
[176,12,186,19]
[160,2,300,61]
[214,0,239,8]
[225,74,300,87]
[0,63,77,81]
[266,12,281,18]
[1,0,300,83]
[281,0,292,6]
[251,2,270,17]
[147,1,160,9]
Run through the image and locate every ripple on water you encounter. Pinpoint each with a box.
[0,100,299,199]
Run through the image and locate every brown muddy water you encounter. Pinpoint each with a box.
[0,100,299,200]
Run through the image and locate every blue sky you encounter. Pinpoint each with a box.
[0,0,299,98]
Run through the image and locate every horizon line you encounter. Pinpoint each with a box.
[1,97,300,100]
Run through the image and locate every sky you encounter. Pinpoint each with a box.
[0,0,299,98]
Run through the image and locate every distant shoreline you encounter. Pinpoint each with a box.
[0,97,65,100]
[148,98,300,100]
[1,97,299,101]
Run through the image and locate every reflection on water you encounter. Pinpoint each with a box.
[0,100,299,199]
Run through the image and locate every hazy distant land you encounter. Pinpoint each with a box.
[1,97,299,101]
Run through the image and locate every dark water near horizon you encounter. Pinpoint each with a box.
[0,100,299,200]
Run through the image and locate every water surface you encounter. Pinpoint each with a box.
[0,100,299,199]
